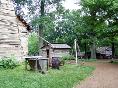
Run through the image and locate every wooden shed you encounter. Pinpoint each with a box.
[96,47,112,59]
[41,44,71,61]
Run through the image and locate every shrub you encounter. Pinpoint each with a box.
[79,58,97,62]
[61,55,75,60]
[59,59,65,66]
[28,32,39,55]
[0,55,18,69]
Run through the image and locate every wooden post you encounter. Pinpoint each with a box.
[74,39,78,64]
[49,44,51,67]
[35,58,38,71]
[25,58,27,70]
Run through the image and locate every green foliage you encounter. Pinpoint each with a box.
[0,55,18,69]
[79,58,97,62]
[78,0,118,58]
[59,59,65,66]
[32,16,55,32]
[14,0,118,58]
[28,32,39,55]
[115,47,118,56]
[110,60,118,64]
[61,55,75,60]
[0,64,94,88]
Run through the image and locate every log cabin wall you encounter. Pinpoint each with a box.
[42,48,70,59]
[52,49,70,58]
[0,0,28,60]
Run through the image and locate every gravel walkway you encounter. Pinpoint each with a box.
[75,60,118,88]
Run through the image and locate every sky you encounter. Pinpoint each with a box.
[23,0,81,15]
[63,0,81,10]
[22,0,81,21]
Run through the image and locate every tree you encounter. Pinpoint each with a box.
[28,32,39,55]
[14,0,64,54]
[95,0,118,59]
[106,1,118,59]
[79,0,118,59]
[39,5,76,45]
[32,0,64,54]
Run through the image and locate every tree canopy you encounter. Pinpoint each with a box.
[14,0,118,58]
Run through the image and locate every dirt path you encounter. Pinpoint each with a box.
[75,60,118,88]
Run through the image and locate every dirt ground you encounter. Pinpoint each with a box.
[75,60,118,88]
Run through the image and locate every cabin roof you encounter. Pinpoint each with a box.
[16,15,32,31]
[51,44,71,49]
[96,47,112,55]
[41,44,71,49]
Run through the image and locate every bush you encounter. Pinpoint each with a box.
[28,32,39,55]
[79,58,97,62]
[0,55,18,69]
[61,55,75,60]
[59,59,65,66]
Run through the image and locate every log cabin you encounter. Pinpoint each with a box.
[0,0,31,60]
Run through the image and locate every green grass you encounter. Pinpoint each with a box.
[110,60,118,64]
[0,64,94,88]
[79,58,97,62]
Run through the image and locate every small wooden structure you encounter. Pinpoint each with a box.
[96,47,112,59]
[80,47,112,59]
[24,56,48,73]
[41,44,71,63]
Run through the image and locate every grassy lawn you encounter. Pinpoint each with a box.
[110,60,118,64]
[0,64,94,88]
[79,58,97,62]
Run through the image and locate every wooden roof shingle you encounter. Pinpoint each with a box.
[50,44,71,49]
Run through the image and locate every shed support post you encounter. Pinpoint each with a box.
[25,59,28,70]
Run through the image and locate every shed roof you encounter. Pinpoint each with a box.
[96,47,112,55]
[50,44,71,49]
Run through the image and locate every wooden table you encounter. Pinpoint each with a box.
[24,56,48,73]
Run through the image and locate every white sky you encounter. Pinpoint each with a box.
[22,0,81,20]
[63,0,81,10]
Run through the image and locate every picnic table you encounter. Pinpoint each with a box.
[24,56,48,73]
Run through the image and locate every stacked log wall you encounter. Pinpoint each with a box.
[0,0,28,60]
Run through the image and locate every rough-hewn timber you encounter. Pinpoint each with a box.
[0,0,28,60]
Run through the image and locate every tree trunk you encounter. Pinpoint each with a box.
[84,43,87,59]
[112,42,115,59]
[90,38,96,59]
[38,0,45,55]
[38,26,43,55]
